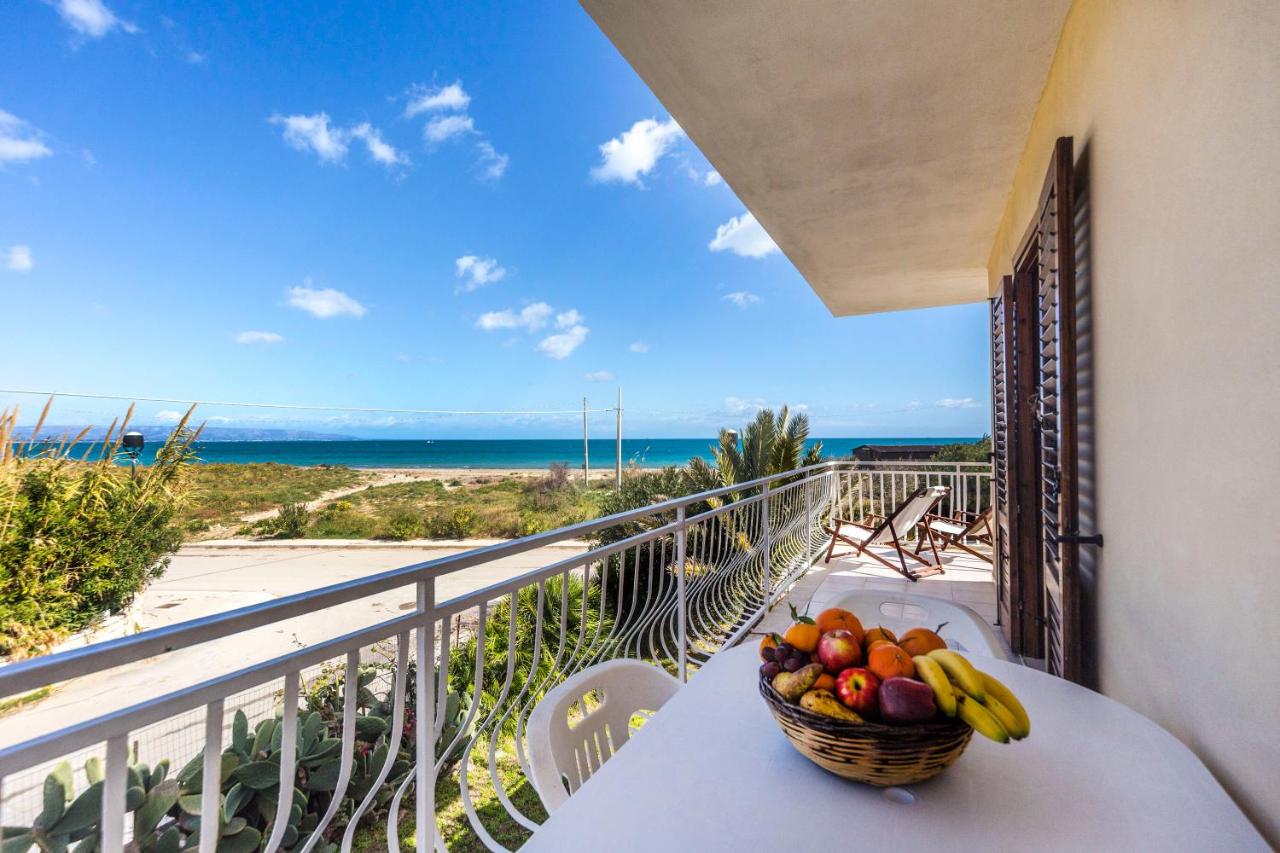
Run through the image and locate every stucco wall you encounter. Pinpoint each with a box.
[986,0,1280,842]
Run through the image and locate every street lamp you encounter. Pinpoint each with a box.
[122,431,144,479]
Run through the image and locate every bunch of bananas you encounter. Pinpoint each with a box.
[912,649,1030,743]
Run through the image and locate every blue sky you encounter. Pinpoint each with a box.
[0,0,990,440]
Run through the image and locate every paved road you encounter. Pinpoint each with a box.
[0,541,588,749]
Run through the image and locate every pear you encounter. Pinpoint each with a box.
[800,689,864,723]
[771,663,823,702]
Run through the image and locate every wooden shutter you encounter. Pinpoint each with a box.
[990,279,1015,642]
[1018,137,1083,682]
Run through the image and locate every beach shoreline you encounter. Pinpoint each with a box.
[346,465,658,483]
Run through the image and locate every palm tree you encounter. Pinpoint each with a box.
[686,405,823,494]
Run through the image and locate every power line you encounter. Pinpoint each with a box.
[0,388,616,416]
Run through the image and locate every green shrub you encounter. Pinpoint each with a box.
[307,508,378,539]
[0,401,199,657]
[270,502,311,538]
[424,507,476,539]
[932,434,992,463]
[376,509,422,541]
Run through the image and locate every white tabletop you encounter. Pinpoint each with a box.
[525,645,1266,852]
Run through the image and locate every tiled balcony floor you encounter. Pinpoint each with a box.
[753,542,1014,659]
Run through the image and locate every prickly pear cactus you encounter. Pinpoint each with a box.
[6,665,432,853]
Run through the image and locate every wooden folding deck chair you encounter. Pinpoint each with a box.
[823,485,950,581]
[917,506,994,565]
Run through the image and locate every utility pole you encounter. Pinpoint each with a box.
[615,387,622,493]
[582,397,589,487]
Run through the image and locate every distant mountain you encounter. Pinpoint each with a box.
[11,425,360,442]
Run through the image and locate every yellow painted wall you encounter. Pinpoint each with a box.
[987,0,1280,842]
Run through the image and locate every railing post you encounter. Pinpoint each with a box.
[415,579,436,852]
[675,506,688,682]
[805,473,814,567]
[761,481,772,608]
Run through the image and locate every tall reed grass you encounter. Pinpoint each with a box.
[0,398,202,657]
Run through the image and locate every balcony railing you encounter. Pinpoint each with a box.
[0,460,990,852]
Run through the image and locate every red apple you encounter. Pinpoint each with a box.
[834,667,880,716]
[817,629,862,674]
[878,676,937,724]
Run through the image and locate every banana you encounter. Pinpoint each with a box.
[979,693,1026,739]
[979,671,1030,738]
[955,693,1009,743]
[927,649,985,700]
[912,655,957,717]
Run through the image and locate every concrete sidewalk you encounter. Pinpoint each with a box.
[0,540,588,748]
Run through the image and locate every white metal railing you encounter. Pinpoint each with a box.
[0,459,990,852]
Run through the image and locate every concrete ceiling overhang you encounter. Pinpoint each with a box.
[581,0,1072,316]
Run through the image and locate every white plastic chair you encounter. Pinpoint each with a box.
[526,659,682,813]
[829,589,1010,660]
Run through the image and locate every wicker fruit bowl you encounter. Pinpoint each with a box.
[759,674,973,786]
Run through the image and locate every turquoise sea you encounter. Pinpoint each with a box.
[62,437,979,469]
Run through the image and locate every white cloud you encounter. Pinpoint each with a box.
[235,330,283,345]
[393,353,411,363]
[904,400,922,410]
[5,245,34,272]
[476,303,589,359]
[628,341,650,354]
[185,50,206,64]
[154,410,183,424]
[350,123,407,166]
[0,110,53,165]
[425,114,475,143]
[49,0,138,38]
[703,170,723,187]
[724,396,767,414]
[936,397,979,409]
[476,302,552,332]
[709,212,779,259]
[476,140,509,180]
[270,113,348,163]
[537,324,589,360]
[590,118,684,185]
[454,255,507,292]
[404,80,507,180]
[723,291,760,308]
[286,282,366,318]
[555,309,583,329]
[583,371,615,382]
[404,82,470,117]
[271,114,401,167]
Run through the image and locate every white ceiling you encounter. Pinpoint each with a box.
[581,0,1072,316]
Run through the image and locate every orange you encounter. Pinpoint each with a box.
[783,621,821,653]
[863,626,897,650]
[815,608,864,644]
[758,633,779,661]
[867,643,916,681]
[898,625,948,657]
[814,673,837,692]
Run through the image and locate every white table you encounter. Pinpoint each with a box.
[525,645,1266,852]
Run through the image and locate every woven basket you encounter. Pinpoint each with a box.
[759,675,973,786]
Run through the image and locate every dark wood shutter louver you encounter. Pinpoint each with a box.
[1018,137,1083,682]
[990,279,1015,642]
